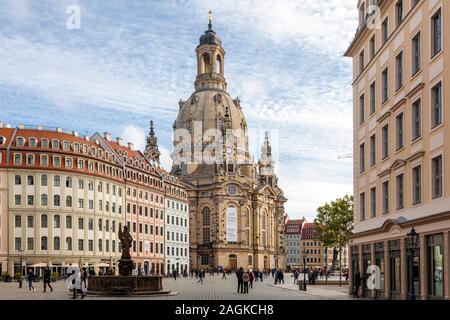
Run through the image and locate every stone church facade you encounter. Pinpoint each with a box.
[170,17,287,271]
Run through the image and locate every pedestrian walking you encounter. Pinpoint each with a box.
[197,269,204,284]
[43,266,53,293]
[236,267,244,293]
[243,271,250,293]
[172,269,177,280]
[353,271,362,298]
[27,269,35,291]
[249,270,254,289]
[222,270,227,279]
[81,267,87,289]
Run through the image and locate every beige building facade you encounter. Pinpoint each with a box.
[346,0,450,299]
[171,19,287,271]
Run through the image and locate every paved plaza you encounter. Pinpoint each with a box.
[0,273,357,300]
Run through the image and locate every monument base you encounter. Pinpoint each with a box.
[87,276,170,296]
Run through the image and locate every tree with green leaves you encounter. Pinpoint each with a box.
[314,195,354,285]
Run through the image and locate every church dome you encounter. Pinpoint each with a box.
[199,28,222,47]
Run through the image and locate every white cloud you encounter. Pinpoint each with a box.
[159,145,174,172]
[120,125,146,151]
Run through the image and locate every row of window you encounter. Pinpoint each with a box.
[14,214,119,232]
[166,199,188,212]
[166,231,188,243]
[359,155,443,221]
[126,203,163,219]
[14,174,123,196]
[132,240,164,254]
[14,194,122,213]
[166,246,188,257]
[358,1,440,77]
[12,153,123,178]
[127,221,164,236]
[14,236,117,253]
[126,187,163,203]
[166,214,188,227]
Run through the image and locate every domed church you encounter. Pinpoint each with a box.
[171,14,287,271]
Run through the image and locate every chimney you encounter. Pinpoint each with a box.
[85,135,90,141]
[116,137,123,146]
[37,125,43,130]
[18,124,25,129]
[104,132,111,141]
[127,142,134,150]
[72,131,79,137]
[0,122,3,128]
[56,127,62,133]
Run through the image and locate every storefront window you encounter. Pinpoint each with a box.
[375,242,385,299]
[362,244,371,298]
[427,234,444,299]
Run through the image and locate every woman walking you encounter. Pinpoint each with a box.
[43,266,53,292]
[249,270,254,289]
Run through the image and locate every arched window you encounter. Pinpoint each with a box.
[202,53,211,73]
[41,214,48,228]
[66,177,72,188]
[66,237,72,251]
[66,196,72,207]
[53,215,60,228]
[54,236,60,250]
[41,174,48,186]
[202,207,210,226]
[66,216,72,229]
[216,55,222,75]
[41,236,48,250]
[248,255,253,266]
[53,175,60,187]
[41,194,48,206]
[54,195,60,206]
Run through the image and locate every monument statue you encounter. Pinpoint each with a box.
[118,225,135,276]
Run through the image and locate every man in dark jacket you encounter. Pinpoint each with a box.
[236,267,244,293]
[353,271,362,298]
[43,266,53,292]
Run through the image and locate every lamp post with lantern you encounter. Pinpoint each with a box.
[407,228,419,300]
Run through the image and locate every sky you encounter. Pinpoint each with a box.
[0,0,358,221]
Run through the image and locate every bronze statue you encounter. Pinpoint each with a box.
[118,225,135,276]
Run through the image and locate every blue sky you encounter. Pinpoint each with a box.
[0,0,358,221]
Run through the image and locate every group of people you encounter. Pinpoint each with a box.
[236,267,254,293]
[24,267,53,292]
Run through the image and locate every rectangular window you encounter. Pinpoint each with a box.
[370,82,376,114]
[412,165,422,205]
[203,228,210,244]
[359,50,365,73]
[431,82,442,128]
[396,174,404,209]
[382,125,389,159]
[432,9,442,57]
[27,216,34,228]
[395,51,403,90]
[15,195,21,206]
[432,155,443,199]
[369,35,376,60]
[15,215,21,228]
[15,175,21,185]
[412,99,422,140]
[396,112,404,150]
[360,143,365,173]
[360,193,366,221]
[370,134,376,167]
[382,68,389,103]
[427,234,444,299]
[359,94,365,124]
[15,237,22,251]
[412,32,421,75]
[78,218,84,230]
[370,187,376,218]
[382,17,389,44]
[382,181,389,214]
[395,0,403,27]
[27,237,34,251]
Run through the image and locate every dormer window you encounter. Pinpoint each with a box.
[29,137,37,147]
[62,141,69,150]
[41,139,49,148]
[73,143,80,152]
[52,139,60,149]
[16,137,25,147]
[82,145,88,153]
[0,136,5,146]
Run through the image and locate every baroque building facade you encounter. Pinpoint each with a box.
[346,0,450,300]
[170,18,287,271]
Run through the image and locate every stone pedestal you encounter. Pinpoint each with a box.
[87,276,169,296]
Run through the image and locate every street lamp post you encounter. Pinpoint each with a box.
[302,249,307,291]
[407,228,419,300]
[17,249,24,288]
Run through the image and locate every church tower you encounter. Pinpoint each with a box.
[144,120,161,165]
[171,14,287,271]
